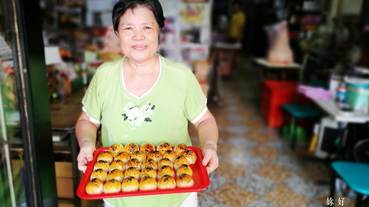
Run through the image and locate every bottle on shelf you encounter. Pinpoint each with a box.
[329,73,341,99]
[335,82,348,110]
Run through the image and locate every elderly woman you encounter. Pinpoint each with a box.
[75,0,219,207]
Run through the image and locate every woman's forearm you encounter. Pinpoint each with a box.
[196,113,218,151]
[75,113,99,148]
[195,111,219,173]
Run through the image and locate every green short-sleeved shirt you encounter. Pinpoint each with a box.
[81,55,207,207]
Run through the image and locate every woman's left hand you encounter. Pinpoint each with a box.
[202,147,219,174]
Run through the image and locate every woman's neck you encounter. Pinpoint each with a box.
[125,55,159,75]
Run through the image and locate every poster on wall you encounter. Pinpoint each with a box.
[179,3,210,26]
[180,25,210,44]
[181,45,209,66]
[160,17,178,45]
[179,1,211,44]
[159,0,212,65]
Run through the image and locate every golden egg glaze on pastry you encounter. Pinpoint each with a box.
[93,160,110,171]
[121,176,139,192]
[141,167,157,178]
[108,143,124,155]
[90,169,108,181]
[142,159,158,170]
[158,166,175,178]
[109,160,125,171]
[85,178,104,195]
[174,144,188,156]
[139,176,157,191]
[97,152,114,163]
[103,180,121,194]
[174,155,189,169]
[107,169,124,182]
[124,167,140,179]
[146,151,162,162]
[130,151,146,162]
[162,150,178,162]
[176,164,193,176]
[115,152,130,163]
[158,175,176,189]
[157,142,173,154]
[126,158,141,169]
[176,174,194,188]
[124,143,139,154]
[140,143,156,153]
[183,149,197,165]
[158,158,173,169]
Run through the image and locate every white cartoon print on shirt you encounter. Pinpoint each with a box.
[122,102,155,127]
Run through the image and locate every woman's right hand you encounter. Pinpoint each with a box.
[77,143,95,173]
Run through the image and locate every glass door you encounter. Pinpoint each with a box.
[0,2,27,206]
[0,74,25,206]
[0,0,57,206]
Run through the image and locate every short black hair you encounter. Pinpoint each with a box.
[112,0,165,32]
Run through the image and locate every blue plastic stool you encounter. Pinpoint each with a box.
[330,161,369,206]
[282,103,321,149]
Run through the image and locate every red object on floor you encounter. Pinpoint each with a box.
[261,80,297,128]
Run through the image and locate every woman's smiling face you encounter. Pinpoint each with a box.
[117,6,160,63]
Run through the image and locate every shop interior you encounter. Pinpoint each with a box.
[1,0,369,206]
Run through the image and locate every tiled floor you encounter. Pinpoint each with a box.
[191,59,333,207]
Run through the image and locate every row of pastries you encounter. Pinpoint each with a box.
[86,173,195,194]
[85,143,197,195]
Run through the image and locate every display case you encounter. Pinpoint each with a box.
[0,0,57,206]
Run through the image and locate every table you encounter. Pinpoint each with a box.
[253,58,302,80]
[311,98,369,124]
[254,58,301,69]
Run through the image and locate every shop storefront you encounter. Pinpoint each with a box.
[1,0,369,206]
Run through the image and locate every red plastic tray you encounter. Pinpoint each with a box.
[77,146,210,199]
